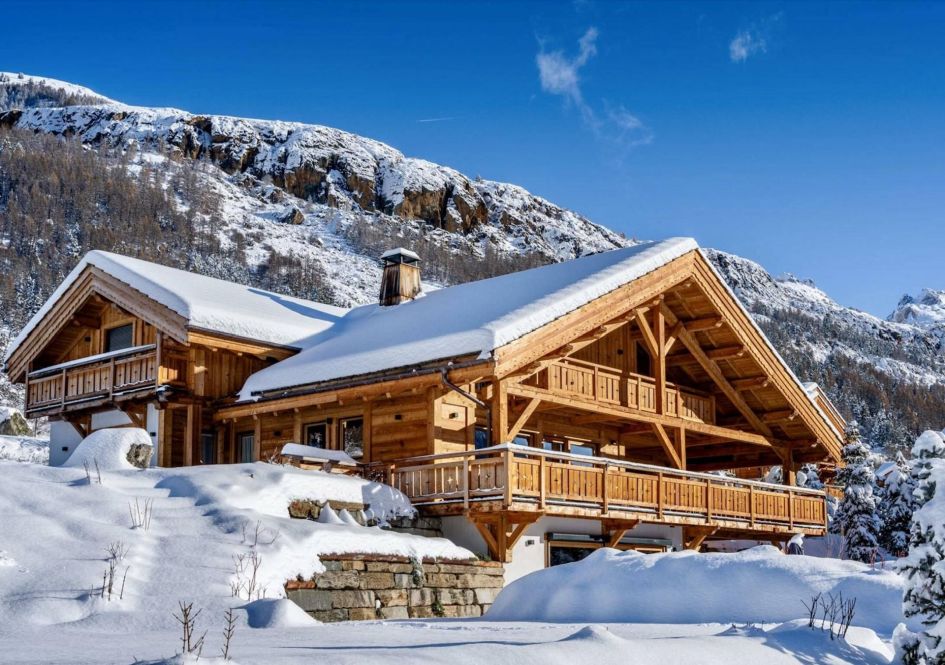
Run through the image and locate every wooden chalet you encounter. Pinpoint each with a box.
[5,239,844,578]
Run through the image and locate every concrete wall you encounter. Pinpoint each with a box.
[48,420,83,466]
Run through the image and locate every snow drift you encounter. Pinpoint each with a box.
[62,427,153,470]
[487,546,904,635]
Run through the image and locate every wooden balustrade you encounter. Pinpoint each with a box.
[386,447,828,533]
[545,357,715,424]
[25,345,180,413]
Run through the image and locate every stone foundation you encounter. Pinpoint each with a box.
[285,554,504,622]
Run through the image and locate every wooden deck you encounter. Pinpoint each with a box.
[381,447,828,537]
[25,345,186,415]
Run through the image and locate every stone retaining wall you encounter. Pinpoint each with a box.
[285,554,504,622]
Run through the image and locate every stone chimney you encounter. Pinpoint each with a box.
[379,248,422,306]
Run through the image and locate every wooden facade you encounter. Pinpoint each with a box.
[7,247,844,560]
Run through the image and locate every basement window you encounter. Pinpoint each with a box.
[105,324,133,352]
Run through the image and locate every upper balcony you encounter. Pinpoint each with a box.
[25,344,187,416]
[535,357,715,425]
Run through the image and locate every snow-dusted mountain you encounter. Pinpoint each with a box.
[0,73,942,450]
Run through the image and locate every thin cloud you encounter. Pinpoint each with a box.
[536,27,651,150]
[729,13,783,63]
[416,116,459,124]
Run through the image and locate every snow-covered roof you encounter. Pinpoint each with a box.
[380,247,420,263]
[238,238,698,399]
[7,251,348,360]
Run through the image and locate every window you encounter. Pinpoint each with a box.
[548,542,599,567]
[238,432,255,463]
[340,417,364,459]
[570,442,595,457]
[304,422,328,448]
[105,324,133,352]
[542,438,567,453]
[512,432,533,447]
[474,427,490,450]
[201,432,217,465]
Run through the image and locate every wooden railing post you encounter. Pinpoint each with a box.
[602,463,610,515]
[657,471,664,520]
[462,455,470,511]
[503,448,513,508]
[60,368,67,407]
[109,356,116,399]
[706,477,713,522]
[788,490,794,530]
[749,484,756,528]
[538,453,546,509]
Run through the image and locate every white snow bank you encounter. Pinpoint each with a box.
[0,435,48,464]
[243,598,317,629]
[487,546,904,635]
[280,443,358,466]
[63,427,152,470]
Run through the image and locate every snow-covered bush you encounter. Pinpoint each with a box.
[829,422,881,562]
[878,451,914,557]
[897,430,945,664]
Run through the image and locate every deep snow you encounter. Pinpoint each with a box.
[0,454,906,664]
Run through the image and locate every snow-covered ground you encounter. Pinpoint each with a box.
[0,441,908,665]
[0,434,47,464]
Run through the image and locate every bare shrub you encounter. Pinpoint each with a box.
[221,607,237,660]
[173,601,206,658]
[98,541,130,601]
[128,498,154,530]
[231,550,266,601]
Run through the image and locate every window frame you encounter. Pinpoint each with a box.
[237,431,255,463]
[103,322,135,353]
[339,416,364,459]
[303,421,329,449]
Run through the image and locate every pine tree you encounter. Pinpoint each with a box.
[897,430,945,664]
[878,451,913,556]
[829,421,880,562]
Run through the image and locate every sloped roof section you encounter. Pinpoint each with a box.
[6,251,347,361]
[238,238,698,399]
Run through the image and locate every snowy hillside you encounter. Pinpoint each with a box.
[0,73,943,449]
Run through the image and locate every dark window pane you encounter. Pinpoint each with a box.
[106,324,133,352]
[474,427,489,449]
[549,545,598,566]
[305,423,327,448]
[341,418,363,459]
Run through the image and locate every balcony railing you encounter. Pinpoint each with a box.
[539,357,715,424]
[25,345,185,413]
[380,446,828,533]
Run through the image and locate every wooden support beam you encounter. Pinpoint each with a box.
[684,315,724,331]
[654,307,666,414]
[661,304,774,440]
[635,308,659,357]
[651,423,682,469]
[492,380,509,445]
[683,526,718,550]
[762,409,798,423]
[705,345,746,361]
[508,398,540,440]
[730,376,770,391]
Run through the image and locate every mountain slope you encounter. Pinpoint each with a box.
[0,73,942,451]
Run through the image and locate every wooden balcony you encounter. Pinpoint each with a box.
[540,358,715,425]
[25,345,186,415]
[382,446,828,537]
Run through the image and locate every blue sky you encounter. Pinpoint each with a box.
[3,0,944,316]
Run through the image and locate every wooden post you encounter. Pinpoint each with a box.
[654,306,666,414]
[293,410,302,443]
[678,426,687,469]
[61,368,67,407]
[749,484,756,528]
[463,455,470,510]
[503,447,513,508]
[253,416,261,462]
[538,453,546,509]
[706,477,713,521]
[602,462,610,515]
[492,380,509,445]
[155,332,163,386]
[788,490,795,530]
[184,405,195,466]
[109,356,116,399]
[657,471,664,520]
[363,401,373,463]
